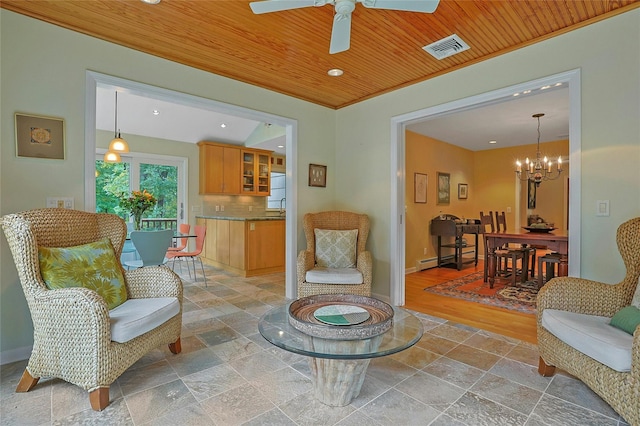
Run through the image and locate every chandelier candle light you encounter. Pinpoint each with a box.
[515,113,562,186]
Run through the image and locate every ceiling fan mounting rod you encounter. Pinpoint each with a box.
[335,0,356,15]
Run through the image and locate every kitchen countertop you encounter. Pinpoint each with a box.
[196,215,285,221]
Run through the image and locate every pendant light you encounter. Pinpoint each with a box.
[103,91,129,162]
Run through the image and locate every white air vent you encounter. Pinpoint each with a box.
[423,34,470,60]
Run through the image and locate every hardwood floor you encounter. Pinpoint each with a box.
[405,260,538,344]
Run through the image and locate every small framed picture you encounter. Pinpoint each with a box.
[437,172,450,204]
[309,164,327,187]
[458,183,468,199]
[15,113,65,160]
[414,173,427,203]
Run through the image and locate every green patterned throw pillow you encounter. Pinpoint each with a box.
[38,238,128,310]
[610,305,640,335]
[314,229,358,268]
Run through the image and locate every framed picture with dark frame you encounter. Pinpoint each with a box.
[437,172,450,204]
[458,183,468,199]
[528,179,537,209]
[414,173,427,203]
[15,112,65,160]
[308,163,327,187]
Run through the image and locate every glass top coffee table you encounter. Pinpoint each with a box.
[259,300,423,406]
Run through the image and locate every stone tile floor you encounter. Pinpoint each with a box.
[0,265,629,425]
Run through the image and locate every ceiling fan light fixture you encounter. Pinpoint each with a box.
[327,68,344,76]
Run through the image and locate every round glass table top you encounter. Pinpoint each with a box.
[258,303,424,360]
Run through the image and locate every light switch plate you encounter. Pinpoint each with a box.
[46,197,74,209]
[596,200,610,217]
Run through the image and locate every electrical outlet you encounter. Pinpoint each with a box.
[46,197,74,209]
[248,206,253,212]
[506,207,512,213]
[423,248,427,255]
[215,205,220,212]
[220,205,225,212]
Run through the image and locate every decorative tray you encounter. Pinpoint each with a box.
[288,294,394,340]
[523,226,557,233]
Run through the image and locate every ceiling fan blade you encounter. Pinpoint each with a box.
[250,0,318,14]
[361,0,440,13]
[329,13,351,54]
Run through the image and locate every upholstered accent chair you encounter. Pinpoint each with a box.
[297,211,372,297]
[537,217,640,425]
[1,208,183,411]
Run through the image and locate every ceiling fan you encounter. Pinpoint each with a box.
[249,0,440,54]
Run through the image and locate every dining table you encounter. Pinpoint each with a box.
[485,230,568,288]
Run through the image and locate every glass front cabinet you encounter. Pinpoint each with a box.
[242,149,271,196]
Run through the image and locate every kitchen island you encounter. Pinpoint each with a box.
[196,216,285,277]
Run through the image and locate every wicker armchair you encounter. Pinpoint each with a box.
[1,208,183,411]
[537,217,640,425]
[297,211,372,297]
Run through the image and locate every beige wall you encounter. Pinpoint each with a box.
[1,8,639,360]
[405,131,569,270]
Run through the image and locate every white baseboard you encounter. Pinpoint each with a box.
[1,345,31,366]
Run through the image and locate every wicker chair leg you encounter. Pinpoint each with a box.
[538,357,556,376]
[89,387,109,411]
[168,337,182,354]
[15,369,39,392]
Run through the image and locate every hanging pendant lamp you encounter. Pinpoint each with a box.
[104,91,129,162]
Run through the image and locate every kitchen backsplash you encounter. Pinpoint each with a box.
[200,194,273,217]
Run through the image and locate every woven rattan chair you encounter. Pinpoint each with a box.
[1,208,183,411]
[537,217,640,425]
[297,211,372,297]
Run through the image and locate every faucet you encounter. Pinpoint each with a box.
[279,197,286,216]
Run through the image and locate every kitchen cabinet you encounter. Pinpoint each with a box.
[198,141,271,196]
[197,141,241,195]
[241,149,271,196]
[199,217,284,277]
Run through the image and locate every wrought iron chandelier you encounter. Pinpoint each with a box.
[515,113,562,186]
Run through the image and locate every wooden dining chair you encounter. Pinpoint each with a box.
[494,211,536,284]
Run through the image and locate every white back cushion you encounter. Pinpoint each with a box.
[315,229,358,268]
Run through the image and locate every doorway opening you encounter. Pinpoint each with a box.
[84,71,298,298]
[390,69,582,306]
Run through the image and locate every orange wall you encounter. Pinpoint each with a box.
[405,130,569,269]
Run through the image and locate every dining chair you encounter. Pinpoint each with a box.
[124,229,173,269]
[494,211,535,284]
[166,225,207,286]
[167,223,190,252]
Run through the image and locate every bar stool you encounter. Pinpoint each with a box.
[538,252,562,287]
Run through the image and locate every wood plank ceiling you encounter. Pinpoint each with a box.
[2,1,638,109]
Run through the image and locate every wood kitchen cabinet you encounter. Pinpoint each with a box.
[197,141,241,195]
[198,141,271,196]
[200,218,284,277]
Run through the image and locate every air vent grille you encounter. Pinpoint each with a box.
[423,34,470,60]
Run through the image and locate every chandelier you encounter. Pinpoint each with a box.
[104,91,130,163]
[515,113,562,186]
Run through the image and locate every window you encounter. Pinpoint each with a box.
[266,172,286,210]
[95,153,186,228]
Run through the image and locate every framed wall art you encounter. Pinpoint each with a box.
[308,163,327,187]
[414,173,427,203]
[458,183,468,199]
[528,179,537,209]
[437,172,450,204]
[15,113,65,160]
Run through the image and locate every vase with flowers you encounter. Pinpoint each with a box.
[119,190,157,230]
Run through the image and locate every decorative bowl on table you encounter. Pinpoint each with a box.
[288,294,394,340]
[523,226,557,233]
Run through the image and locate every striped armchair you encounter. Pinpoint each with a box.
[537,217,640,425]
[1,208,183,411]
[297,211,372,297]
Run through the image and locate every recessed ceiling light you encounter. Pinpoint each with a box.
[153,110,160,116]
[141,0,161,4]
[327,68,343,77]
[277,145,284,148]
[220,123,226,128]
[489,140,497,144]
[523,90,532,94]
[540,85,551,90]
[513,93,520,97]
[554,82,563,87]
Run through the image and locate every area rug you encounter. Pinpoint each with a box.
[423,271,538,314]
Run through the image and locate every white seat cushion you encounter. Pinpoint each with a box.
[305,267,363,285]
[109,297,180,343]
[542,309,633,372]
